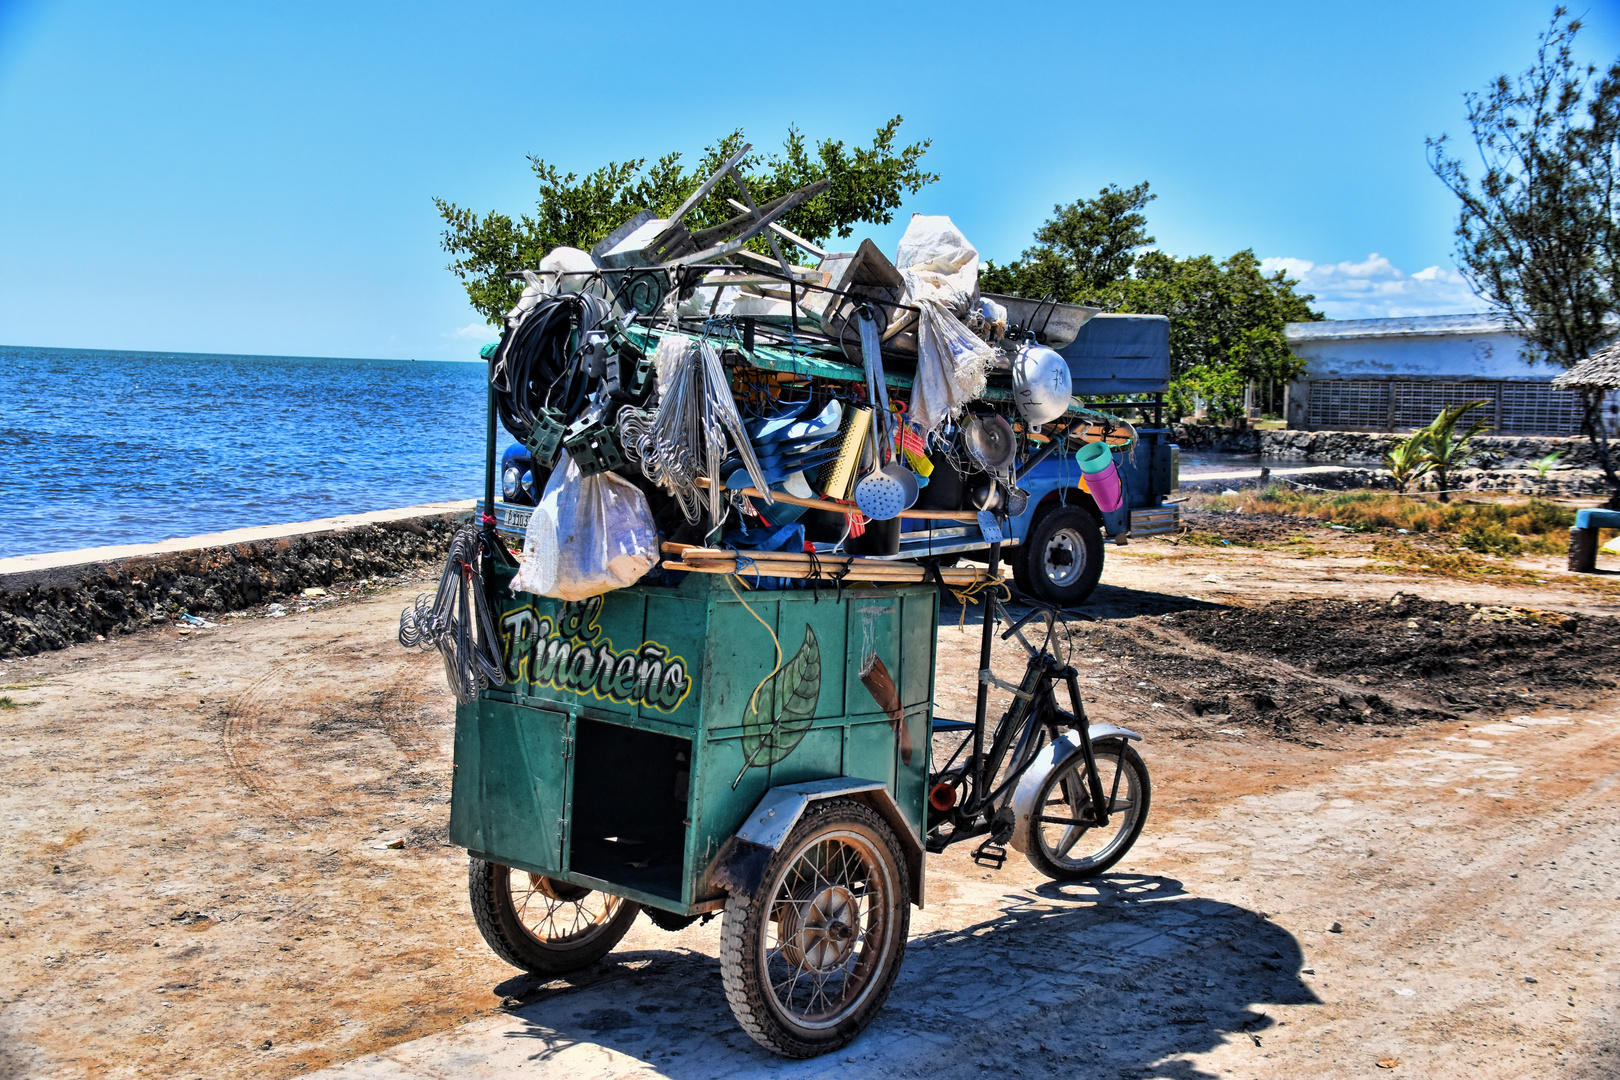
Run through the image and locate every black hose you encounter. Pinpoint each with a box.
[489,292,612,444]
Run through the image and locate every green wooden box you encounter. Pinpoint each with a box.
[449,571,938,915]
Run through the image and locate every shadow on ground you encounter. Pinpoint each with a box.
[488,874,1316,1079]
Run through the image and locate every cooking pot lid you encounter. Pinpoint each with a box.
[963,414,1017,473]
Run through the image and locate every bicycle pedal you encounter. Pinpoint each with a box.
[972,842,1007,869]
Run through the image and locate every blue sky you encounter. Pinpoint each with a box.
[2,0,1617,361]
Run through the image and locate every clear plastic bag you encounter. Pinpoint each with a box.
[512,454,659,601]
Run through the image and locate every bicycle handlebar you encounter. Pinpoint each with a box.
[1002,605,1057,642]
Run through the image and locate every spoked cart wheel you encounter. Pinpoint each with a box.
[468,858,641,974]
[719,798,911,1058]
[1025,739,1151,880]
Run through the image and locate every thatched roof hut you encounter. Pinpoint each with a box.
[1553,342,1620,390]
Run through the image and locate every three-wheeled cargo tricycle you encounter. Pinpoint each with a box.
[419,356,1151,1058]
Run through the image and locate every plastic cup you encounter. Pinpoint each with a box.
[1075,440,1113,474]
[1074,442,1123,511]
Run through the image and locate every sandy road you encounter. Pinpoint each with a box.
[2,536,1618,1078]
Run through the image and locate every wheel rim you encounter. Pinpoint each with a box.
[1042,527,1086,588]
[1035,751,1139,870]
[506,869,625,947]
[760,828,895,1032]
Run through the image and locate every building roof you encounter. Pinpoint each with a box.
[1552,342,1620,389]
[1285,313,1508,343]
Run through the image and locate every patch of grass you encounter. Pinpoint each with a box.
[1192,486,1575,554]
[1172,531,1234,548]
[0,696,18,710]
[1367,539,1547,585]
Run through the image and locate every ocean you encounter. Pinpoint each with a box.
[0,345,492,560]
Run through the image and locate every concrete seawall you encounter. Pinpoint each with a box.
[0,501,473,658]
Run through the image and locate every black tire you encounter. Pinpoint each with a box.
[467,858,640,974]
[719,799,911,1058]
[1018,503,1105,606]
[1024,739,1150,880]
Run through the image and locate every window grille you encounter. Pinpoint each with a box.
[1306,380,1389,430]
[1497,382,1583,435]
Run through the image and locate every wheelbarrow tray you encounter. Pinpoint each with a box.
[450,571,937,916]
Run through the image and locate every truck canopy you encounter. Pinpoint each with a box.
[1059,314,1171,397]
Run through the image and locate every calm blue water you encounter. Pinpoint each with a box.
[0,346,491,560]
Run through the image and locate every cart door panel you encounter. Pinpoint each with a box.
[450,699,570,875]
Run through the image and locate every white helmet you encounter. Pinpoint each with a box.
[1012,343,1072,426]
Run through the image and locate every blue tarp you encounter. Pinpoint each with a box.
[1058,313,1171,396]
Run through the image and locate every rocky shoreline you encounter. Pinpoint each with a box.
[0,511,466,658]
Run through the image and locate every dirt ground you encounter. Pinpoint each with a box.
[3,517,1619,1079]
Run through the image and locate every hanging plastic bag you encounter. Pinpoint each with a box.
[512,454,658,601]
[892,215,994,431]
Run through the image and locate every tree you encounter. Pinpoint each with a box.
[1096,250,1322,420]
[1426,7,1620,503]
[436,119,938,325]
[1384,431,1435,493]
[979,182,1155,301]
[981,188,1321,420]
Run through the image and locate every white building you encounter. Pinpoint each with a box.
[1283,313,1585,435]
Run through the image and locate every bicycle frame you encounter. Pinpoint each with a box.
[925,541,1115,861]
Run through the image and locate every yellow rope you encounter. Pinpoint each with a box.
[725,574,784,716]
[950,576,1011,631]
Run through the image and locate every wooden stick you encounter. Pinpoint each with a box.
[694,479,981,522]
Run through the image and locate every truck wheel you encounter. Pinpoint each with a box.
[1019,504,1105,606]
[719,799,910,1058]
[467,858,640,974]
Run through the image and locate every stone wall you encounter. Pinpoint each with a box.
[1171,425,1604,467]
[0,512,465,658]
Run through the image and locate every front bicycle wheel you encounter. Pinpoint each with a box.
[1025,739,1150,880]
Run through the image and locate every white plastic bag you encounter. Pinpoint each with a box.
[910,298,995,432]
[512,454,659,601]
[895,214,981,312]
[892,214,995,431]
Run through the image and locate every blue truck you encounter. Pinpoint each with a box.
[886,312,1181,606]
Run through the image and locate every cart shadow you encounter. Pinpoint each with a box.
[489,873,1318,1078]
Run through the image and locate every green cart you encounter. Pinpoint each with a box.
[452,565,937,1057]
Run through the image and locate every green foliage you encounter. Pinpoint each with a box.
[1532,450,1566,482]
[1384,431,1435,493]
[979,182,1155,300]
[1098,251,1322,419]
[436,119,938,325]
[1422,399,1491,500]
[980,184,1323,419]
[1458,521,1525,556]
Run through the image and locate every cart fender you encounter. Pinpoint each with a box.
[705,777,926,908]
[1008,726,1142,855]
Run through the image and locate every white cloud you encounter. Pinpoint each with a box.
[450,322,492,340]
[1259,253,1484,319]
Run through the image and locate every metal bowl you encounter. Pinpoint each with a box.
[983,293,1101,349]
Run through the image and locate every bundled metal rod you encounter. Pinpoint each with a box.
[662,543,1003,585]
[398,527,508,704]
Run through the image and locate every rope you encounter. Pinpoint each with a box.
[725,574,784,717]
[950,576,1011,631]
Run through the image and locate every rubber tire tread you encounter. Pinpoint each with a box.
[718,799,911,1058]
[1021,503,1105,606]
[1025,739,1151,881]
[467,857,640,975]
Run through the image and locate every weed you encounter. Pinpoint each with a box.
[0,696,15,711]
[1458,522,1524,556]
[1173,531,1233,548]
[1190,487,1574,553]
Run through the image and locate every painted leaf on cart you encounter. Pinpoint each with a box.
[741,625,822,768]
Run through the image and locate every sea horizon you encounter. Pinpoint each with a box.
[0,343,493,560]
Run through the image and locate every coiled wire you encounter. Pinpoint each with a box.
[398,527,508,704]
[489,292,613,443]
